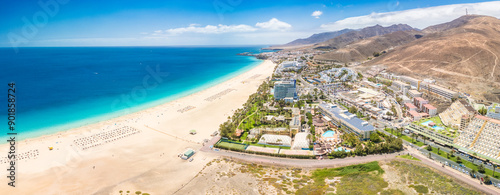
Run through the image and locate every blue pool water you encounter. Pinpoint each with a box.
[334,147,350,152]
[322,130,335,137]
[421,120,433,126]
[433,126,445,130]
[0,46,266,140]
[421,120,445,130]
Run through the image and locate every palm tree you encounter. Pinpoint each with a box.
[494,165,497,178]
[470,169,477,177]
[437,147,440,155]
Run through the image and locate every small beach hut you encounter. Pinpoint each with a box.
[190,129,197,135]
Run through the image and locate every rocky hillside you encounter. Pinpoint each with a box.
[313,24,417,50]
[366,15,500,102]
[314,30,423,63]
[279,29,354,46]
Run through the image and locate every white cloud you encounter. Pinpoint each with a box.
[157,24,257,35]
[312,11,323,19]
[255,18,292,31]
[320,1,500,31]
[153,18,292,36]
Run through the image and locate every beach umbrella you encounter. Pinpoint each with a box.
[190,129,197,134]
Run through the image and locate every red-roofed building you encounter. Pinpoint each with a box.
[404,103,417,112]
[423,104,437,116]
[419,112,429,119]
[408,110,422,121]
[414,97,429,110]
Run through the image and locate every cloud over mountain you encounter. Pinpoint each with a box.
[320,1,500,31]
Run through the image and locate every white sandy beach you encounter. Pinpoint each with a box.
[0,60,276,194]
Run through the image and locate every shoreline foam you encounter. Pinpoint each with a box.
[3,57,263,141]
[0,60,276,194]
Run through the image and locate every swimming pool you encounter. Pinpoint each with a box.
[322,130,335,137]
[433,126,445,130]
[421,120,445,130]
[334,147,350,152]
[421,120,433,126]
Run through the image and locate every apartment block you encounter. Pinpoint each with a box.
[423,104,437,116]
[439,100,476,129]
[414,97,429,110]
[391,80,411,93]
[454,115,500,163]
[319,103,375,140]
[406,123,455,146]
[408,90,422,99]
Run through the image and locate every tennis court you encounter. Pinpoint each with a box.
[217,141,247,150]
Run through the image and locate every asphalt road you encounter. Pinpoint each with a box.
[201,136,500,194]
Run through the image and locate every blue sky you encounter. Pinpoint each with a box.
[1,0,499,46]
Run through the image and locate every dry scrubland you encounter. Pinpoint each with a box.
[174,158,482,195]
[366,15,500,102]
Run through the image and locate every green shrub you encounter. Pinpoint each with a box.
[411,185,429,193]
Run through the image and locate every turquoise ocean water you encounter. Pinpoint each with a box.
[0,46,266,140]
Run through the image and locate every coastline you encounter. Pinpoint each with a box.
[3,56,263,141]
[1,60,276,194]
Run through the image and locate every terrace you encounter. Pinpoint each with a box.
[412,116,458,138]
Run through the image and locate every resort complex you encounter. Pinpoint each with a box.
[319,103,375,140]
[273,79,298,102]
[6,2,500,193]
[399,76,459,101]
[455,115,500,163]
[440,100,477,129]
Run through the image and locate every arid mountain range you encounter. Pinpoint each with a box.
[273,15,500,102]
[365,15,500,102]
[279,28,354,46]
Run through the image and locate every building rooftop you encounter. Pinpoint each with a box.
[476,115,500,125]
[424,82,457,94]
[319,103,375,131]
[423,104,437,110]
[393,80,410,86]
[408,110,420,117]
[405,103,417,109]
[414,97,426,101]
[459,100,476,113]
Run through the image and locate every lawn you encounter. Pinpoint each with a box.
[397,154,420,161]
[383,128,425,147]
[413,116,458,138]
[230,139,291,149]
[250,143,291,149]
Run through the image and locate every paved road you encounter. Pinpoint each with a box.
[202,135,500,194]
[398,129,499,174]
[201,136,403,168]
[409,147,500,195]
[203,146,403,168]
